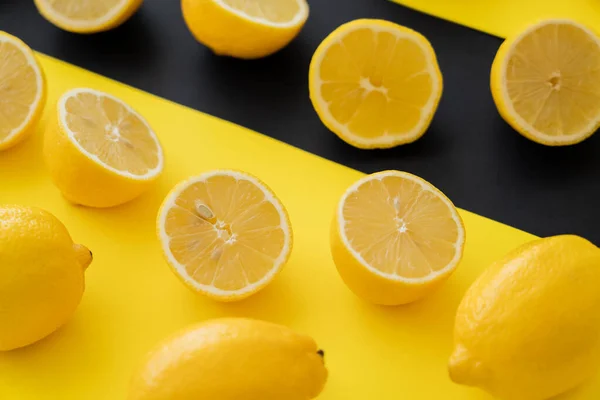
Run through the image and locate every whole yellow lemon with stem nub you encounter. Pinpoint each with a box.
[449,235,600,400]
[128,318,328,400]
[0,205,92,351]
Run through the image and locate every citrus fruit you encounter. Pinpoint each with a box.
[34,0,143,34]
[0,32,46,152]
[181,0,309,59]
[157,170,293,301]
[0,205,92,351]
[491,19,600,146]
[330,170,465,305]
[309,19,443,149]
[128,318,327,400]
[43,88,164,208]
[449,235,600,400]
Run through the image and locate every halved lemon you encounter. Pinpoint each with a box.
[157,170,293,301]
[181,0,309,59]
[34,0,143,34]
[43,88,164,208]
[309,19,443,149]
[331,171,465,305]
[0,32,46,151]
[491,19,600,146]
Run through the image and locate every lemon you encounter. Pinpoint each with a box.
[309,19,443,149]
[330,171,465,305]
[0,32,46,152]
[34,0,143,34]
[491,19,600,146]
[181,0,309,59]
[128,318,328,400]
[449,235,600,400]
[43,88,164,208]
[157,170,293,301]
[0,205,92,351]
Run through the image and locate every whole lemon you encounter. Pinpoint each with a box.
[0,205,92,351]
[449,235,600,400]
[129,318,328,400]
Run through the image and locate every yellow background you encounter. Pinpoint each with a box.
[389,0,600,38]
[0,54,598,399]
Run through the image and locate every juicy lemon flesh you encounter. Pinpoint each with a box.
[505,22,600,137]
[163,175,287,292]
[222,0,301,23]
[343,175,460,280]
[0,41,38,143]
[63,92,160,176]
[318,27,436,139]
[41,0,124,21]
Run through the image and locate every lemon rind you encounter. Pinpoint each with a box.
[157,170,293,299]
[0,33,44,147]
[336,170,465,284]
[58,87,164,180]
[214,0,309,28]
[34,0,131,32]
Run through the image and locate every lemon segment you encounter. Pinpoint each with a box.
[181,0,309,59]
[491,19,600,145]
[0,32,46,151]
[43,88,164,208]
[157,170,293,301]
[309,19,443,149]
[331,171,465,305]
[34,0,143,33]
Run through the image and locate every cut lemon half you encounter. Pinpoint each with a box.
[309,19,443,149]
[34,0,143,34]
[181,0,309,59]
[491,19,600,146]
[0,32,46,151]
[157,170,293,301]
[43,88,164,208]
[331,171,465,305]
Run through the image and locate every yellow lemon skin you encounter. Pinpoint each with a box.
[0,205,92,351]
[449,235,600,400]
[129,318,328,400]
[181,0,309,59]
[43,110,158,208]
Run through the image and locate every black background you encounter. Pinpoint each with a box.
[1,0,599,243]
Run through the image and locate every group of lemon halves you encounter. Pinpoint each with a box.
[2,1,600,400]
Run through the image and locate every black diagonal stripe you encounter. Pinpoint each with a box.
[1,0,599,244]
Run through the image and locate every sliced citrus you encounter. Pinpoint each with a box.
[491,19,600,146]
[34,0,143,34]
[331,171,465,305]
[181,0,309,59]
[0,32,46,151]
[309,19,443,149]
[43,88,164,207]
[157,170,293,301]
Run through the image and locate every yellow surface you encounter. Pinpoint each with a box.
[389,0,600,38]
[0,54,598,399]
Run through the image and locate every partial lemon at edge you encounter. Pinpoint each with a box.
[309,19,443,149]
[181,0,309,59]
[491,18,600,146]
[331,170,465,305]
[157,170,293,301]
[34,0,143,34]
[43,88,164,208]
[0,31,46,152]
